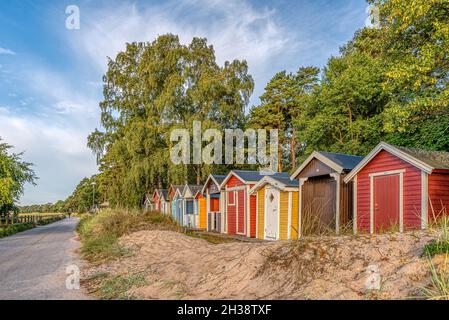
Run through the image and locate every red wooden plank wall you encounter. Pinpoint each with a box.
[356,150,422,232]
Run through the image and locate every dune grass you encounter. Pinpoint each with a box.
[77,209,180,262]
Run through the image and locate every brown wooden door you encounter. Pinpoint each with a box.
[302,176,336,234]
[373,174,400,232]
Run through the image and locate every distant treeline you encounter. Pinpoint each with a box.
[19,175,103,214]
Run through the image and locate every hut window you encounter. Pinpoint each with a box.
[269,194,275,203]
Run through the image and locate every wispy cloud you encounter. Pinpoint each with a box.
[0,47,16,55]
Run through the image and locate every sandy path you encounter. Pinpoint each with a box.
[83,229,444,300]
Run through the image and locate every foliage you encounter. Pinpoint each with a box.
[87,34,254,208]
[0,138,37,216]
[0,222,36,238]
[0,215,65,238]
[424,240,449,257]
[247,0,449,167]
[247,67,320,171]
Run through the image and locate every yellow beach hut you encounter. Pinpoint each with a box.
[249,175,299,240]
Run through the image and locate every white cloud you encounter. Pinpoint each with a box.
[0,111,98,205]
[0,47,16,55]
[68,0,293,104]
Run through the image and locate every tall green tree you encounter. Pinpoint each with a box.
[0,137,37,216]
[247,67,319,171]
[88,34,253,208]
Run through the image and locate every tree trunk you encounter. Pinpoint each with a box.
[290,128,296,170]
[278,147,283,172]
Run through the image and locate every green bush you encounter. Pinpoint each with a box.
[423,240,449,257]
[0,222,36,238]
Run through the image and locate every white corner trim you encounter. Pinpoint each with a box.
[277,189,281,240]
[298,178,307,238]
[421,172,428,229]
[246,185,251,237]
[330,173,341,234]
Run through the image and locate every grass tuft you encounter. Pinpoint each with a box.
[422,255,449,300]
[77,208,180,262]
[99,274,147,300]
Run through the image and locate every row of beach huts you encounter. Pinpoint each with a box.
[144,142,449,240]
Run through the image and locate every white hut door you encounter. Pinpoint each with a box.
[265,188,279,239]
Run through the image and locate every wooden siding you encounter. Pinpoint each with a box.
[340,177,353,229]
[250,194,257,237]
[356,150,422,232]
[257,188,265,239]
[302,176,337,231]
[428,172,449,221]
[224,174,249,237]
[237,189,246,235]
[198,197,207,229]
[298,158,336,178]
[279,191,289,240]
[291,191,299,239]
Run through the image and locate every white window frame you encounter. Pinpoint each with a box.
[228,190,236,206]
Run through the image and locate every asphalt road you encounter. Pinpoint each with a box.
[0,218,90,300]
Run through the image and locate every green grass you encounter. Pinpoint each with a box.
[422,255,449,300]
[98,274,147,300]
[424,214,449,257]
[0,222,36,238]
[0,216,65,238]
[185,231,235,244]
[423,240,449,257]
[77,209,180,262]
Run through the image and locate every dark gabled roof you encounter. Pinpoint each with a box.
[233,170,290,183]
[211,174,226,185]
[187,185,203,195]
[319,152,364,171]
[395,146,449,170]
[171,185,184,192]
[159,189,168,200]
[269,175,298,187]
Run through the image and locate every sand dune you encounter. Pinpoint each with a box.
[83,229,444,300]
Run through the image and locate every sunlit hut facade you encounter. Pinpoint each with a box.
[201,174,226,232]
[170,186,184,223]
[194,191,207,229]
[168,185,183,219]
[220,170,291,238]
[181,185,203,227]
[250,175,299,240]
[158,189,169,214]
[345,142,449,234]
[143,191,154,211]
[152,189,161,212]
[291,151,363,236]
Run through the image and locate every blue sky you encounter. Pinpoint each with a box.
[0,0,368,205]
